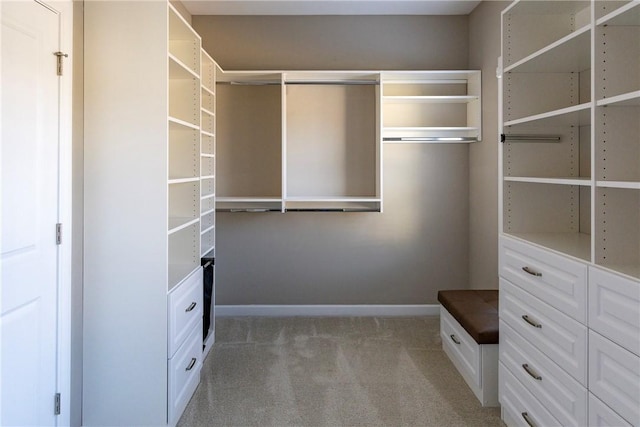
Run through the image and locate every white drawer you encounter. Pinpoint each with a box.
[589,330,640,426]
[168,321,203,426]
[499,321,587,426]
[589,267,640,356]
[500,278,587,385]
[168,268,203,357]
[499,363,561,427]
[589,393,632,427]
[499,236,587,323]
[441,307,481,387]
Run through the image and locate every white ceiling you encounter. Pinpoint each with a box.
[182,0,482,16]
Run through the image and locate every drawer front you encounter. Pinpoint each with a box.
[500,279,587,384]
[168,321,203,426]
[499,236,587,323]
[500,321,587,426]
[168,268,203,357]
[589,267,640,356]
[589,330,640,426]
[441,307,481,387]
[499,363,561,427]
[589,393,632,427]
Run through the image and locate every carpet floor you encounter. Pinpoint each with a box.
[177,316,503,427]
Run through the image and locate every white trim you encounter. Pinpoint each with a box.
[215,304,440,317]
[51,1,73,426]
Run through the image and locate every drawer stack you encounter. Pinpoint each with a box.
[167,268,204,425]
[499,236,588,426]
[499,236,640,427]
[587,268,640,427]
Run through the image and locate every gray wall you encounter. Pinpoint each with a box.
[193,15,471,305]
[468,1,509,290]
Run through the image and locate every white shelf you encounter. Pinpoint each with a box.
[201,175,215,180]
[169,54,198,80]
[505,24,591,74]
[596,180,640,190]
[505,176,591,186]
[504,102,592,128]
[201,85,215,97]
[168,217,199,235]
[597,1,640,26]
[595,263,640,281]
[200,208,215,216]
[597,91,640,107]
[201,107,214,117]
[168,177,199,185]
[383,95,478,104]
[217,197,281,202]
[201,193,216,201]
[200,225,215,235]
[200,153,215,158]
[505,232,592,262]
[201,130,214,137]
[168,116,199,130]
[168,264,200,292]
[285,196,381,202]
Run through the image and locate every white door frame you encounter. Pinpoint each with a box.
[52,0,73,425]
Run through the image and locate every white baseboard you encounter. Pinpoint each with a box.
[214,304,440,317]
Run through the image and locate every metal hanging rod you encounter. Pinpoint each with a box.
[501,134,561,143]
[285,80,379,86]
[217,81,281,86]
[383,136,478,143]
[218,80,380,86]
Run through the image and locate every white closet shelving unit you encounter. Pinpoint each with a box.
[200,49,217,258]
[381,71,481,143]
[84,3,205,425]
[215,69,481,213]
[499,2,640,427]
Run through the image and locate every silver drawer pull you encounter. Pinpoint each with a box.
[450,334,461,345]
[522,266,542,277]
[522,315,542,329]
[185,302,197,312]
[521,412,537,427]
[522,363,542,381]
[185,357,197,371]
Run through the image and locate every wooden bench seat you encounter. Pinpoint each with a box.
[437,289,499,407]
[437,290,499,344]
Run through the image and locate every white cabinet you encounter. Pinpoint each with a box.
[84,3,204,425]
[499,2,640,425]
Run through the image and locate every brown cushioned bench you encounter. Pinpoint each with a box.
[437,290,499,344]
[437,289,499,407]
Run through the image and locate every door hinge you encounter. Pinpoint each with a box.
[56,223,62,245]
[54,393,61,415]
[53,52,68,76]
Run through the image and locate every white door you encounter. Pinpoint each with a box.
[1,1,61,425]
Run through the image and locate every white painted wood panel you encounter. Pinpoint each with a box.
[500,279,588,384]
[500,322,587,426]
[589,330,640,426]
[500,236,587,323]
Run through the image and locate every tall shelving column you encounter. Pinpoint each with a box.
[168,5,201,290]
[499,0,592,261]
[84,2,203,425]
[200,49,217,356]
[594,1,640,279]
[200,50,216,257]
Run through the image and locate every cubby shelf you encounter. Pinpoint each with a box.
[597,90,640,106]
[504,102,591,128]
[504,176,591,186]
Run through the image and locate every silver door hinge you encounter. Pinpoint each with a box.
[54,52,68,76]
[56,223,62,245]
[54,393,61,415]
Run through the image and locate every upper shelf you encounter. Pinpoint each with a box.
[597,1,640,26]
[504,24,591,74]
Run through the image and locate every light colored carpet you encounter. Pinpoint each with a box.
[177,316,503,427]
